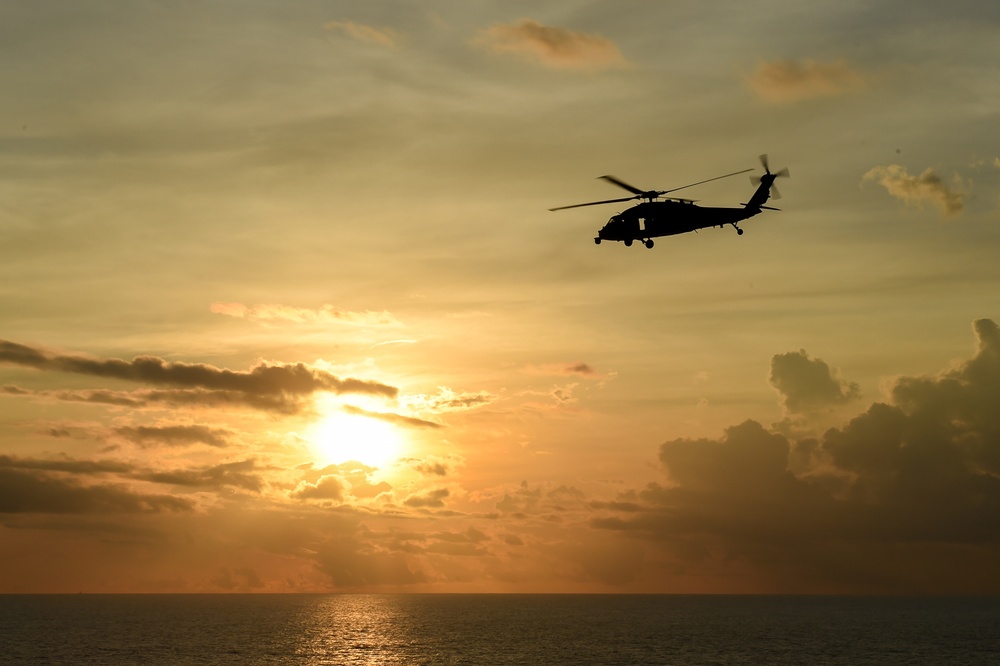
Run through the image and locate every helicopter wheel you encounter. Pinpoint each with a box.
[624,239,633,247]
[736,228,744,236]
[594,237,601,245]
[644,239,654,249]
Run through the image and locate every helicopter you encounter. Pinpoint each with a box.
[550,155,789,248]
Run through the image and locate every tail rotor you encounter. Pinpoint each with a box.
[754,154,789,199]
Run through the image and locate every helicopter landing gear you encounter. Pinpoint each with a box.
[732,223,744,235]
[594,237,601,245]
[624,239,633,247]
[644,239,654,249]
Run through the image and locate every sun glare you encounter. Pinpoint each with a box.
[309,410,404,468]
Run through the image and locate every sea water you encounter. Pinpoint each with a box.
[1,594,997,665]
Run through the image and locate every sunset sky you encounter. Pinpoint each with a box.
[2,1,999,593]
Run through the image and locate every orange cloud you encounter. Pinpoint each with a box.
[479,19,626,70]
[210,302,400,326]
[324,20,399,48]
[863,164,965,217]
[747,58,866,102]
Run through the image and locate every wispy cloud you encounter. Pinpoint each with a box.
[0,340,399,414]
[114,424,234,449]
[324,20,399,48]
[863,164,965,217]
[747,58,866,102]
[342,404,443,429]
[211,302,400,327]
[522,361,603,378]
[478,19,626,70]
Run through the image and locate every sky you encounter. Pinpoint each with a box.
[1,0,999,594]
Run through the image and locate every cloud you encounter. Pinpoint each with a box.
[324,20,399,49]
[403,387,497,413]
[479,19,626,70]
[211,302,400,327]
[114,424,234,448]
[863,164,965,217]
[591,318,1000,593]
[522,362,603,378]
[297,462,392,500]
[403,487,450,509]
[0,340,399,413]
[293,474,345,501]
[137,459,265,493]
[747,58,866,102]
[770,349,860,414]
[342,404,443,429]
[0,461,193,514]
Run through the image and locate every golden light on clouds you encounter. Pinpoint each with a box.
[5,2,1000,597]
[863,164,965,217]
[748,58,866,102]
[324,19,400,48]
[307,395,407,468]
[479,19,627,70]
[210,302,400,326]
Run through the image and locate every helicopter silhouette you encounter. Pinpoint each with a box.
[550,155,789,248]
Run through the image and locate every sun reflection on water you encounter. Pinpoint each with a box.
[294,595,417,665]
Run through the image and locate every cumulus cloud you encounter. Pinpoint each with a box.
[0,340,398,414]
[770,349,860,414]
[297,462,392,500]
[210,302,400,327]
[591,318,1000,593]
[404,487,450,509]
[293,474,345,501]
[863,164,965,217]
[478,19,626,70]
[747,58,866,102]
[324,20,399,48]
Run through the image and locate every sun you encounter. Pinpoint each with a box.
[308,410,404,468]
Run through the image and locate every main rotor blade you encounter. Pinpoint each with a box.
[549,196,637,212]
[774,167,790,178]
[661,168,754,194]
[770,183,782,200]
[598,175,646,195]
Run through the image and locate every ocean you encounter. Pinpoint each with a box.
[1,594,997,665]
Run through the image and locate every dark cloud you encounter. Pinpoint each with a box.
[770,349,860,414]
[114,424,234,448]
[592,319,1000,593]
[314,538,426,588]
[342,404,443,429]
[0,466,193,514]
[137,459,265,493]
[0,340,399,408]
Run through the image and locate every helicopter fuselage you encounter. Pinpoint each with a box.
[596,200,755,247]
